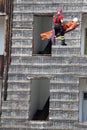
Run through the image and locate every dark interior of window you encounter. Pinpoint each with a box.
[29,78,50,121]
[33,15,53,55]
[84,28,87,54]
[83,92,87,100]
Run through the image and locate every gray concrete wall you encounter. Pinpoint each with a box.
[1,0,87,130]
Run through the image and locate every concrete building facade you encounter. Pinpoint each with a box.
[1,0,87,130]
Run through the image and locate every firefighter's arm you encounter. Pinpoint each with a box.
[61,19,64,26]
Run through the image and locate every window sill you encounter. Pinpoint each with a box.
[75,122,87,128]
[32,54,51,56]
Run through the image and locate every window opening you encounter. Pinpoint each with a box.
[81,13,87,55]
[79,78,87,122]
[33,15,53,55]
[0,16,5,77]
[0,0,5,12]
[83,92,87,100]
[29,78,50,120]
[82,92,87,122]
[84,28,87,54]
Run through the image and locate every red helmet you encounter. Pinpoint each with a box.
[57,8,62,14]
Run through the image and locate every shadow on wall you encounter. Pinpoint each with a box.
[32,97,49,120]
[38,39,52,55]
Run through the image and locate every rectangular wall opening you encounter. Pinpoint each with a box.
[79,78,87,122]
[0,16,5,77]
[81,13,87,55]
[33,15,53,55]
[84,28,87,54]
[0,16,5,55]
[29,77,50,121]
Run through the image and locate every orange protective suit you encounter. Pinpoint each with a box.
[63,21,79,31]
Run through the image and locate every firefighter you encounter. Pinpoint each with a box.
[53,8,67,45]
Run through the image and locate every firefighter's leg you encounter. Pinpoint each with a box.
[61,36,66,45]
[54,24,60,36]
[60,29,67,46]
[54,28,58,36]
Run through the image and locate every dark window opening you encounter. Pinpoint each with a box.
[33,15,53,55]
[0,55,4,77]
[0,0,5,12]
[29,78,50,121]
[83,92,87,100]
[84,28,87,54]
[0,16,5,77]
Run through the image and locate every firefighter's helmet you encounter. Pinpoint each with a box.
[57,8,62,14]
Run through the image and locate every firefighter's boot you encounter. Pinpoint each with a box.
[61,36,67,46]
